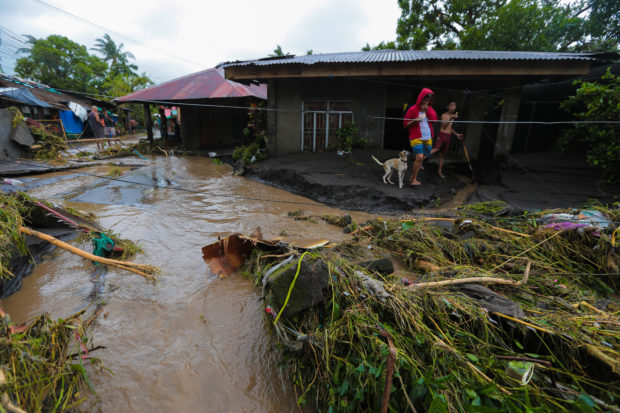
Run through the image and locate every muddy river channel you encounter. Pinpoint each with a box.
[1,156,374,412]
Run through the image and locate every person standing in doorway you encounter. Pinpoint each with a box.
[88,106,105,151]
[431,100,463,178]
[404,88,437,186]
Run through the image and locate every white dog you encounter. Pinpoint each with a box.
[371,150,410,189]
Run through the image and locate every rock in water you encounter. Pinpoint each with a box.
[266,257,329,318]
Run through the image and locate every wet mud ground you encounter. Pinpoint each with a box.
[248,150,620,213]
[0,156,375,412]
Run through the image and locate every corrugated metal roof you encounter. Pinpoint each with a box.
[116,67,267,102]
[224,49,599,67]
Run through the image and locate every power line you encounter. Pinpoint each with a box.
[29,0,208,70]
[0,158,327,208]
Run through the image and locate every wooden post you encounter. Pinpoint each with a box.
[126,110,132,135]
[144,103,153,143]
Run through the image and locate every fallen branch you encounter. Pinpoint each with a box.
[585,344,620,375]
[408,260,530,290]
[379,327,396,413]
[0,370,27,413]
[492,312,555,335]
[19,226,158,281]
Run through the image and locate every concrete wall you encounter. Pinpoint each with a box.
[271,78,387,156]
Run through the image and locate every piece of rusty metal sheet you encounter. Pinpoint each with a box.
[202,227,279,277]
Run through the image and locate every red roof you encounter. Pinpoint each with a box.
[116,67,266,102]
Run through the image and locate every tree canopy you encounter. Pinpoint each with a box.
[14,33,151,97]
[365,0,619,52]
[15,34,107,93]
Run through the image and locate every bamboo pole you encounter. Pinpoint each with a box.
[408,260,530,289]
[492,312,555,335]
[585,344,620,374]
[19,226,158,281]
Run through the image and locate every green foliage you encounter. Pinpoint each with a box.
[393,0,618,52]
[269,45,288,57]
[247,208,620,412]
[0,192,31,279]
[1,310,102,412]
[31,126,68,161]
[14,33,152,104]
[15,34,107,93]
[232,142,266,165]
[91,33,137,76]
[559,68,620,183]
[328,122,367,152]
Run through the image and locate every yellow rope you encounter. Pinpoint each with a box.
[274,251,312,325]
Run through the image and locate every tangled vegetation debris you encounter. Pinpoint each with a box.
[244,203,620,412]
[0,192,31,279]
[30,126,68,162]
[0,191,150,285]
[0,308,104,413]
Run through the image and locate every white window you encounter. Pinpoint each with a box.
[301,101,353,152]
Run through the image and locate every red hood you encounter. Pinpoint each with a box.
[415,88,434,107]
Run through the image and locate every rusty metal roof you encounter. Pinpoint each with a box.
[224,49,603,68]
[116,67,267,103]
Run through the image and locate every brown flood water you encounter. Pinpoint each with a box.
[0,156,376,412]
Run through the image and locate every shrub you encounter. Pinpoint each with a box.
[328,122,367,152]
[232,142,266,165]
[559,68,620,183]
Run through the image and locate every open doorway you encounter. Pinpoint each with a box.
[383,108,410,149]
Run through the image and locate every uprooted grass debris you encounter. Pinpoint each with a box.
[244,203,620,412]
[0,191,148,281]
[0,308,105,412]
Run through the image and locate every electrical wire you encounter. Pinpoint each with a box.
[1,157,618,224]
[28,0,208,70]
[0,158,328,208]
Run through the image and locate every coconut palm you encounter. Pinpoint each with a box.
[91,34,135,69]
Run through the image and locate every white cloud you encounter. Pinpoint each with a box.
[0,0,400,87]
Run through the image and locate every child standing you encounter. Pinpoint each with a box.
[404,88,437,186]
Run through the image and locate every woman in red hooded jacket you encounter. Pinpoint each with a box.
[403,88,437,186]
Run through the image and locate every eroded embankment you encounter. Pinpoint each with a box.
[246,149,466,213]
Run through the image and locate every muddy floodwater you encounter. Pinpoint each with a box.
[0,156,375,412]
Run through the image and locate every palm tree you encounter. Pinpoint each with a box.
[269,45,288,57]
[16,34,38,55]
[91,34,135,68]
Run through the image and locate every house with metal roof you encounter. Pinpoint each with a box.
[116,67,267,150]
[224,50,616,160]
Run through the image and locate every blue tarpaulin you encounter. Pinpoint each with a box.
[59,110,84,134]
[0,87,53,108]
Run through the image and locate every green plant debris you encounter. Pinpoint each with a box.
[1,192,144,282]
[0,308,103,412]
[459,200,510,216]
[0,192,31,279]
[7,106,25,129]
[106,166,123,177]
[30,127,68,162]
[321,214,353,227]
[244,203,620,412]
[232,142,266,165]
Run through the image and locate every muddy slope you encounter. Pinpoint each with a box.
[246,149,465,213]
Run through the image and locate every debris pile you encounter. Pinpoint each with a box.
[1,191,157,297]
[241,202,619,412]
[0,308,103,413]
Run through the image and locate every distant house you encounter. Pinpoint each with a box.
[116,67,267,150]
[223,50,617,159]
[0,73,115,138]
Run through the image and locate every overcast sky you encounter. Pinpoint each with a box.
[0,0,400,86]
